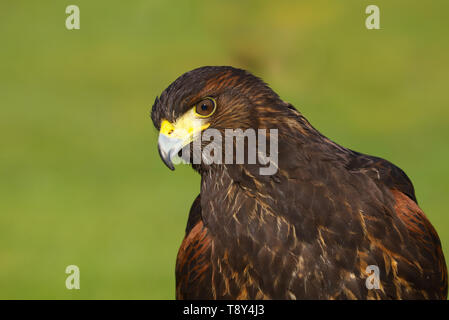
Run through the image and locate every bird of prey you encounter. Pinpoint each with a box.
[151,66,447,299]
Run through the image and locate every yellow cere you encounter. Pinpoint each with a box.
[160,120,175,137]
[159,108,211,142]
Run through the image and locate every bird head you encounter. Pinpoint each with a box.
[151,66,287,172]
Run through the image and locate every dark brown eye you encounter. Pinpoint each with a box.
[195,97,216,117]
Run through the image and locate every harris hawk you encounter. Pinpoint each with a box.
[151,66,447,299]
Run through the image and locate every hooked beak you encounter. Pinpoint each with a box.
[157,134,183,170]
[157,110,210,170]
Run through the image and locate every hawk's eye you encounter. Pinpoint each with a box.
[195,98,216,117]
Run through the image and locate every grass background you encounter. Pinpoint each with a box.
[0,1,448,299]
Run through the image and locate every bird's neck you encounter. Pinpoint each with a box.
[198,108,353,240]
[198,124,352,236]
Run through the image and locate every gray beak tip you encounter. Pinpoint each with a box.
[157,134,184,171]
[158,143,175,170]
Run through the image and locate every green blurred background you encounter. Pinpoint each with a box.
[0,0,448,299]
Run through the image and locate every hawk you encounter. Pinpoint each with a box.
[151,66,447,299]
